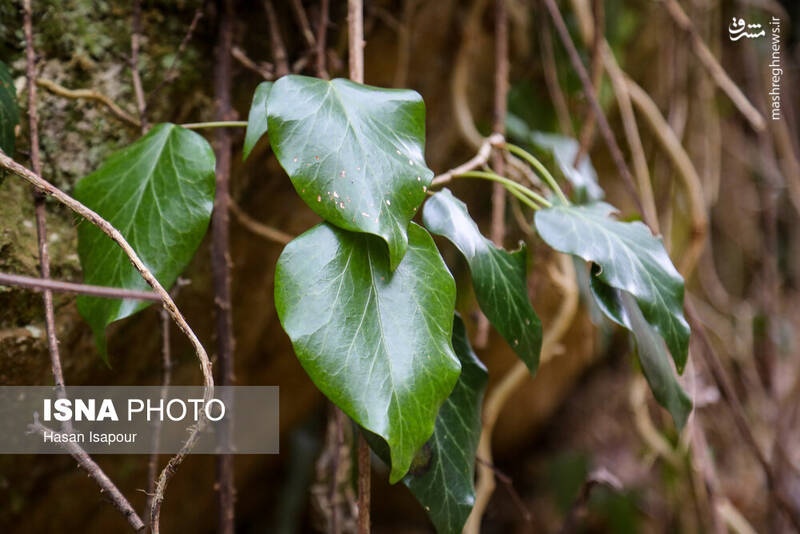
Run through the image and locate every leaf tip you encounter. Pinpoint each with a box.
[385,231,409,272]
[91,326,111,367]
[673,392,693,431]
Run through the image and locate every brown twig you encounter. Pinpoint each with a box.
[476,0,510,348]
[23,2,41,175]
[538,12,574,137]
[490,0,508,248]
[348,2,369,531]
[290,49,314,75]
[0,152,214,533]
[625,77,707,276]
[369,4,402,32]
[136,11,201,528]
[475,457,532,523]
[265,0,290,78]
[232,46,274,80]
[601,44,659,233]
[130,0,147,131]
[452,0,490,150]
[144,303,175,530]
[315,0,331,79]
[0,272,161,301]
[431,133,504,186]
[348,0,365,84]
[230,200,293,245]
[289,0,316,48]
[659,0,765,132]
[212,1,236,532]
[23,0,67,410]
[572,0,604,168]
[146,8,204,107]
[357,432,371,534]
[566,0,660,231]
[129,5,201,530]
[22,9,145,531]
[542,0,648,225]
[28,422,145,531]
[36,79,141,127]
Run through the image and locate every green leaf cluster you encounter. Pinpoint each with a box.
[263,76,467,489]
[275,222,461,483]
[68,72,691,532]
[258,76,548,532]
[535,202,691,427]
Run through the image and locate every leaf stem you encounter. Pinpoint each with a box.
[505,143,569,205]
[180,121,248,130]
[455,170,551,210]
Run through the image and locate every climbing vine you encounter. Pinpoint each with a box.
[0,0,698,526]
[1,65,690,532]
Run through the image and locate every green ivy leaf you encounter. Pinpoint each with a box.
[267,75,433,270]
[74,123,215,357]
[275,222,460,483]
[243,81,272,161]
[534,202,689,373]
[591,277,691,428]
[0,60,19,156]
[423,188,542,373]
[403,314,488,534]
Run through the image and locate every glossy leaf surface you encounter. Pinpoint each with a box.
[275,222,460,482]
[0,60,18,156]
[403,314,488,534]
[423,189,542,372]
[74,123,215,356]
[267,75,433,269]
[243,81,272,160]
[535,202,689,372]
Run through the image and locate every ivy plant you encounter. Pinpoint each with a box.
[70,74,690,533]
[74,123,215,358]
